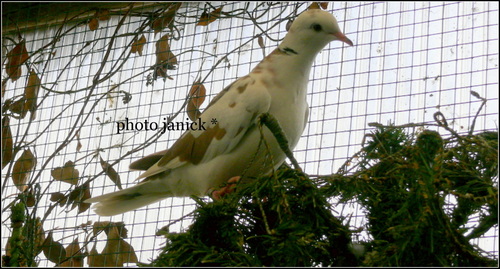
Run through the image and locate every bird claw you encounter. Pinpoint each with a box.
[210,176,241,200]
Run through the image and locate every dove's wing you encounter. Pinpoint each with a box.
[132,75,271,180]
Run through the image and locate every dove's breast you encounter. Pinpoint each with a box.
[250,52,312,150]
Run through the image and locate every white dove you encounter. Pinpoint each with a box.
[85,9,353,216]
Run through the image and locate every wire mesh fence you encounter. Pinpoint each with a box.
[1,1,498,267]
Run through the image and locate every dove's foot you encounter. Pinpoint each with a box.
[210,176,241,200]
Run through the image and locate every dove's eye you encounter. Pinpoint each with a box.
[311,23,322,32]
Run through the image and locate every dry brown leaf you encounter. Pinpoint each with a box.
[24,69,41,120]
[67,183,90,213]
[93,221,128,238]
[51,161,80,185]
[87,245,106,267]
[89,18,99,31]
[59,255,83,267]
[25,189,36,207]
[65,238,81,257]
[197,6,223,26]
[96,9,110,20]
[78,186,91,214]
[153,66,175,80]
[97,226,137,266]
[186,99,200,121]
[42,231,67,265]
[131,34,146,56]
[92,221,110,237]
[155,34,177,69]
[9,97,28,119]
[59,238,85,267]
[117,235,138,264]
[2,116,13,168]
[50,192,67,206]
[189,80,206,108]
[100,156,122,190]
[6,40,29,81]
[75,130,82,152]
[12,149,36,192]
[151,3,181,34]
[186,80,206,121]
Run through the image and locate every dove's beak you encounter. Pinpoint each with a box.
[333,32,354,46]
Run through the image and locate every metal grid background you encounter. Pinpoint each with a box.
[2,2,498,266]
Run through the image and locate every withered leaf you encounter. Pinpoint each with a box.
[186,99,200,121]
[6,40,29,81]
[42,231,67,265]
[189,81,206,108]
[93,221,128,239]
[9,97,28,119]
[87,245,106,267]
[59,238,85,267]
[122,91,132,104]
[116,233,138,264]
[186,80,206,121]
[101,227,123,266]
[96,9,110,21]
[25,189,36,207]
[78,186,91,214]
[65,238,81,257]
[197,6,223,26]
[102,226,138,266]
[50,192,67,206]
[153,66,174,80]
[78,188,92,214]
[131,35,146,56]
[89,18,99,31]
[51,161,80,185]
[2,116,13,168]
[12,149,36,192]
[67,183,90,213]
[151,3,181,34]
[76,130,82,152]
[100,156,122,190]
[24,69,41,120]
[155,34,177,70]
[88,225,136,266]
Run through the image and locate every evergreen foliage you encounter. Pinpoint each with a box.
[152,126,497,266]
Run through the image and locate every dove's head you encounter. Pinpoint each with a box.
[280,9,353,55]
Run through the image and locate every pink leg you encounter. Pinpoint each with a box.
[210,176,241,200]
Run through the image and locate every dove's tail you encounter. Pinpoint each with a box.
[84,180,170,216]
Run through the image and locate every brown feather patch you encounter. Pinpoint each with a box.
[129,149,169,170]
[237,84,247,93]
[157,124,227,166]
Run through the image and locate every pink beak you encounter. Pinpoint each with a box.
[334,32,354,46]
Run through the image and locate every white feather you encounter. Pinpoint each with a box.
[85,9,353,216]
